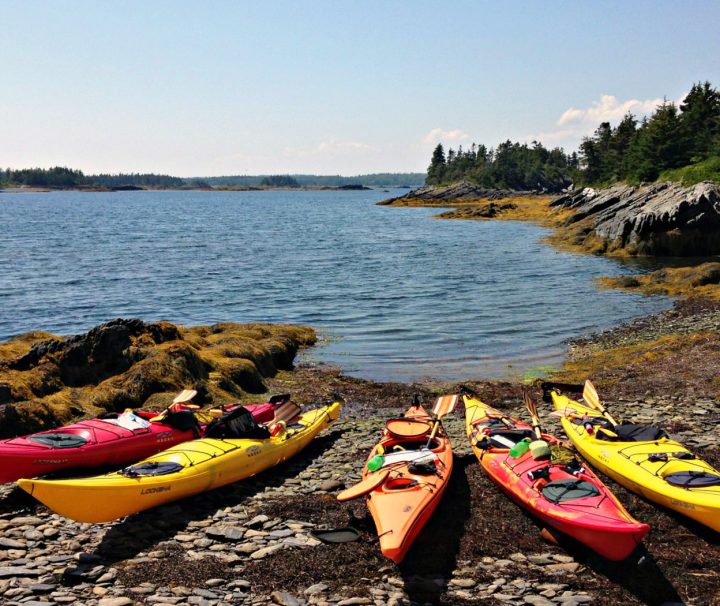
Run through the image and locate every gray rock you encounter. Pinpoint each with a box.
[318,479,345,491]
[304,583,329,595]
[249,544,283,559]
[271,590,301,606]
[551,181,720,255]
[0,566,41,577]
[98,598,135,606]
[0,538,26,549]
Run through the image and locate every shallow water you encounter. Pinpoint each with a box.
[0,189,670,381]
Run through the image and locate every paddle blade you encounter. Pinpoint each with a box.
[583,380,601,410]
[523,389,543,439]
[273,401,302,424]
[432,394,458,419]
[523,390,538,419]
[173,389,198,404]
[549,408,578,418]
[337,469,390,501]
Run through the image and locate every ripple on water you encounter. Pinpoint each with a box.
[0,189,671,381]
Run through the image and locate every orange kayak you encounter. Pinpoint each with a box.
[338,401,454,563]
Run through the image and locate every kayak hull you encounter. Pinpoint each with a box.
[0,412,197,484]
[360,405,453,563]
[0,403,276,484]
[550,391,720,533]
[18,402,340,522]
[464,396,649,560]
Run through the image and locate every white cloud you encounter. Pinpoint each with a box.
[557,94,665,128]
[524,93,683,151]
[422,127,471,145]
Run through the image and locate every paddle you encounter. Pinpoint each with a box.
[523,389,543,440]
[149,389,199,422]
[424,394,458,449]
[336,468,391,501]
[460,385,513,427]
[268,400,303,436]
[583,380,619,426]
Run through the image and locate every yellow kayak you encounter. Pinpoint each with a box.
[18,401,341,523]
[543,381,720,532]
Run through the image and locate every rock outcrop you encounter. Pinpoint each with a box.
[377,181,534,205]
[552,181,720,255]
[0,319,316,437]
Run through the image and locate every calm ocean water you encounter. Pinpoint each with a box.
[0,189,670,382]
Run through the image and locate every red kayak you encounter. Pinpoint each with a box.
[0,392,288,484]
[464,393,650,560]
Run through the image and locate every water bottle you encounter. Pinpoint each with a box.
[367,454,385,471]
[509,438,531,458]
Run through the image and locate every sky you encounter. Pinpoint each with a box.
[2,0,720,177]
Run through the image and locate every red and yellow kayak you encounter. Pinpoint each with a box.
[338,399,455,563]
[0,393,286,484]
[464,394,650,560]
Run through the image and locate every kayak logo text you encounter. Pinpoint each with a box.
[140,486,171,495]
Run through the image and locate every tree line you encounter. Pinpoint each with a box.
[1,169,426,189]
[0,169,187,189]
[427,80,720,190]
[426,140,577,192]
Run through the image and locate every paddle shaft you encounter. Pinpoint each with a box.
[583,381,619,426]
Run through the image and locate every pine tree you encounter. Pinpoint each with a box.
[426,144,446,185]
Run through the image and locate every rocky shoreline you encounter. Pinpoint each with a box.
[0,398,717,606]
[0,309,719,605]
[379,180,720,258]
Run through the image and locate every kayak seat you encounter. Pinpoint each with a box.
[121,461,184,477]
[663,471,720,488]
[29,433,87,448]
[597,423,667,442]
[542,479,600,503]
[389,439,439,451]
[205,406,270,440]
[487,429,533,449]
[162,410,202,433]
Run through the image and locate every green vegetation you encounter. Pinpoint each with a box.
[2,166,86,188]
[0,169,426,190]
[426,80,720,190]
[659,156,720,185]
[200,173,425,187]
[260,175,300,187]
[89,173,185,188]
[578,81,719,185]
[426,141,576,192]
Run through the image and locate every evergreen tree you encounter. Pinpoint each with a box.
[426,144,446,184]
[679,81,720,160]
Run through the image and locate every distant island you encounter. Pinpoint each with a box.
[0,169,425,192]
